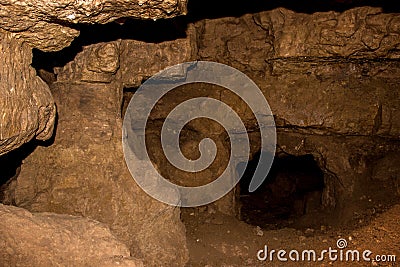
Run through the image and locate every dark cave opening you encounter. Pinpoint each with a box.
[0,142,38,203]
[0,153,21,190]
[121,87,140,118]
[238,152,325,229]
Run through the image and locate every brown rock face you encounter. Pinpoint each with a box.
[0,204,143,267]
[267,7,400,58]
[3,81,189,267]
[0,0,189,152]
[194,7,400,141]
[12,22,80,52]
[0,29,56,156]
[194,6,400,213]
[3,40,191,267]
[0,0,188,51]
[0,0,187,29]
[119,36,195,88]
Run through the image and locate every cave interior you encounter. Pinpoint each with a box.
[0,0,400,266]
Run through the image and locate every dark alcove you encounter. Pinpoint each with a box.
[238,152,325,229]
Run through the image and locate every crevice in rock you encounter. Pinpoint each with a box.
[121,86,139,118]
[31,17,189,79]
[0,142,38,204]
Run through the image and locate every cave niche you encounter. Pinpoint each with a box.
[238,153,325,229]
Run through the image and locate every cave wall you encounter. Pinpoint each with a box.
[0,204,143,266]
[0,2,191,264]
[134,6,400,216]
[0,29,56,156]
[0,0,187,51]
[0,0,188,156]
[121,6,400,215]
[193,6,400,212]
[2,39,193,266]
[195,7,400,137]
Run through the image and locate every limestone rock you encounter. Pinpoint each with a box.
[372,153,400,196]
[195,8,400,138]
[12,21,80,52]
[267,7,400,58]
[2,81,189,267]
[0,204,143,267]
[55,34,195,85]
[119,36,195,88]
[0,29,56,156]
[3,34,195,265]
[56,41,121,83]
[261,62,400,137]
[4,36,195,266]
[0,0,187,30]
[1,6,400,266]
[0,0,188,51]
[196,14,272,74]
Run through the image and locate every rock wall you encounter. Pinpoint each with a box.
[129,6,400,215]
[0,204,143,267]
[195,7,400,139]
[193,7,400,212]
[3,40,192,266]
[0,0,188,155]
[0,29,56,156]
[0,0,187,51]
[0,3,191,263]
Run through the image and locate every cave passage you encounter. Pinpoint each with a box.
[238,152,325,229]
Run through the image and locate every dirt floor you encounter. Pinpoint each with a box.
[182,203,400,267]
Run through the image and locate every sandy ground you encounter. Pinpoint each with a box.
[182,204,400,267]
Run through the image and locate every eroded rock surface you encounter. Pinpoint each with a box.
[1,0,187,29]
[195,7,400,137]
[0,29,56,156]
[0,0,189,153]
[268,7,400,58]
[194,6,400,213]
[0,0,188,51]
[0,204,143,267]
[3,40,191,267]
